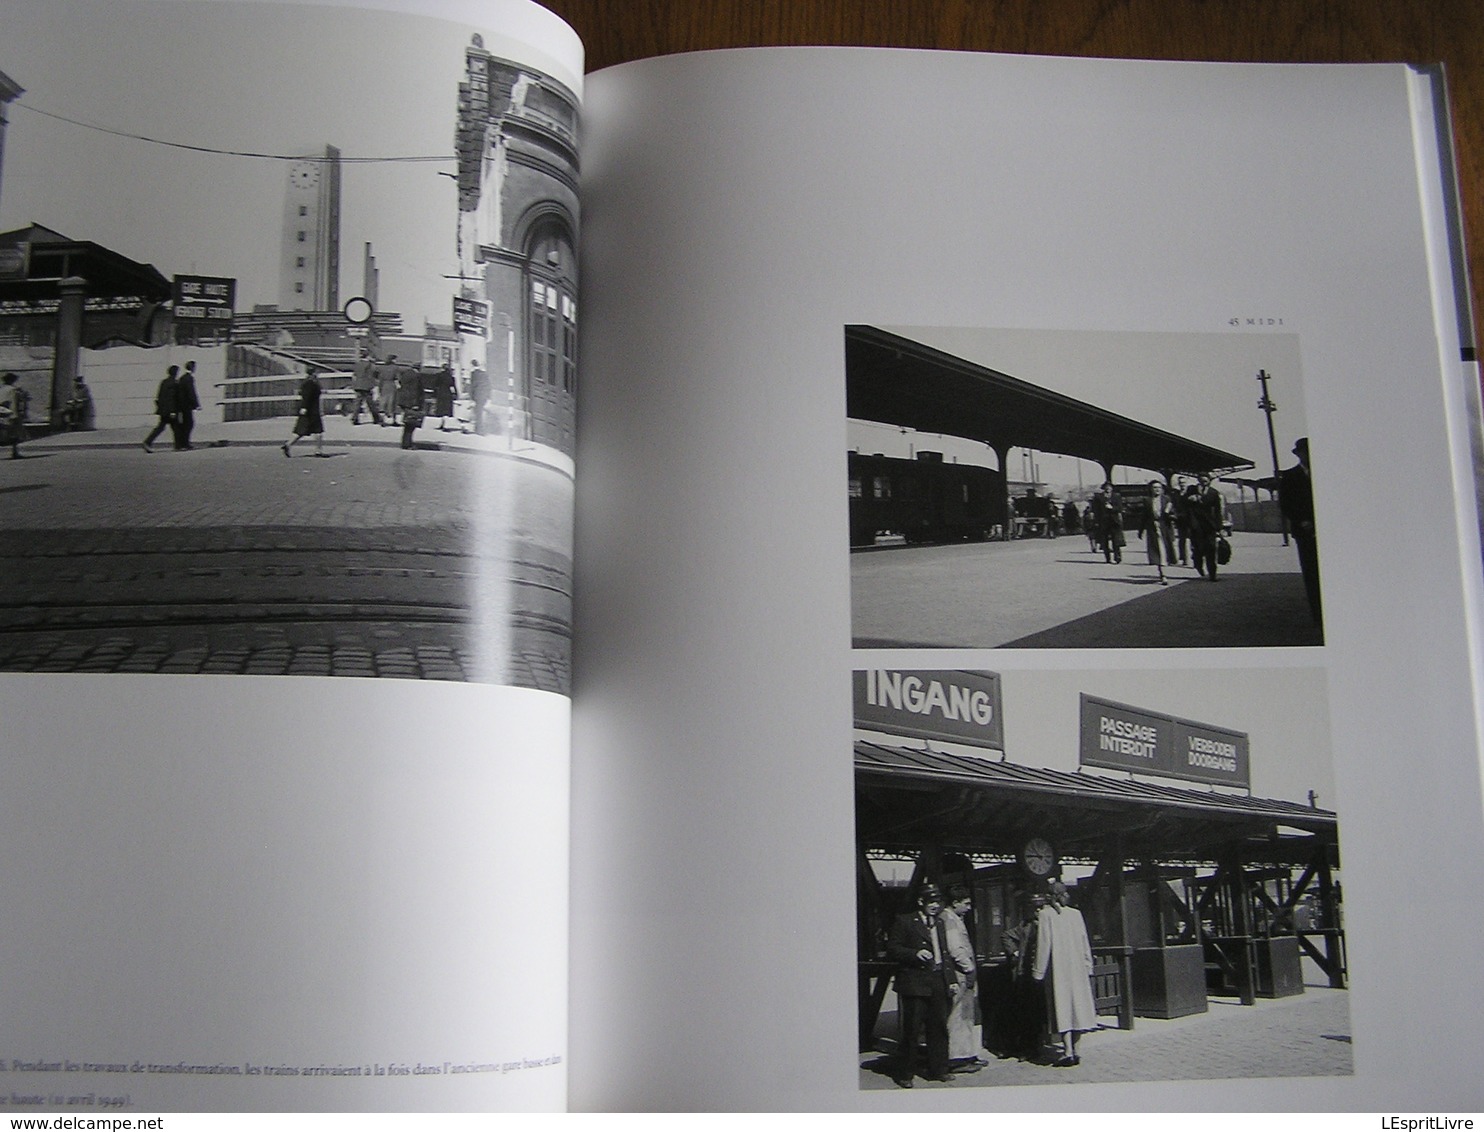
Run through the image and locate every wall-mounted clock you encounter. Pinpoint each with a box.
[1020,836,1058,878]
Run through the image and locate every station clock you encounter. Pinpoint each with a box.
[1020,836,1058,878]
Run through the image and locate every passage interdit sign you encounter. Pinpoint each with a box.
[1079,693,1249,788]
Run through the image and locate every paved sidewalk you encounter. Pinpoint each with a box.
[862,987,1353,1090]
[19,416,574,480]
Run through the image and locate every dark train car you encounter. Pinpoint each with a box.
[849,451,1005,547]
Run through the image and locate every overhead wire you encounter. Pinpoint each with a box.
[14,102,456,164]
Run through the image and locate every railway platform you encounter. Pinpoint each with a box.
[852,531,1321,649]
[860,984,1352,1091]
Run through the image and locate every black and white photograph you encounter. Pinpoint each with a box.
[854,665,1350,1090]
[848,325,1324,649]
[0,1,577,691]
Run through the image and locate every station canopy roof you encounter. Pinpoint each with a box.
[856,739,1337,866]
[845,324,1253,478]
[0,224,172,303]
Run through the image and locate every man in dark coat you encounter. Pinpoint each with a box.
[1098,483,1125,564]
[351,351,382,426]
[143,365,180,453]
[1187,474,1225,580]
[1173,480,1193,565]
[1280,437,1322,628]
[397,364,423,450]
[174,360,201,449]
[1000,891,1049,1060]
[1088,486,1108,556]
[886,884,954,1088]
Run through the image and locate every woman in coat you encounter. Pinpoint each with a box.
[431,365,456,431]
[1138,480,1177,585]
[1033,880,1098,1067]
[281,372,324,457]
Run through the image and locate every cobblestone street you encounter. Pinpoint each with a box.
[0,421,574,692]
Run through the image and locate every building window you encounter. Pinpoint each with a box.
[531,281,558,385]
[297,231,306,242]
[294,282,304,293]
[525,224,576,394]
[298,205,308,217]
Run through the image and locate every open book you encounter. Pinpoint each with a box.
[2,0,1483,1113]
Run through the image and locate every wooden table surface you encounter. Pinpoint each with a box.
[542,0,1484,352]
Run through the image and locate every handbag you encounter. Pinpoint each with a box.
[1216,534,1232,565]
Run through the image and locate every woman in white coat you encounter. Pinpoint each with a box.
[1032,879,1098,1067]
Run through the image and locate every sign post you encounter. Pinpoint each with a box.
[172,275,235,344]
[453,296,489,337]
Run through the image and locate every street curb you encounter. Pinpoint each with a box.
[18,432,574,479]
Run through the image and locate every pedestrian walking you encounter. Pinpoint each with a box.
[1098,483,1125,564]
[143,365,180,452]
[0,372,28,459]
[431,364,455,431]
[351,351,383,425]
[1138,480,1177,585]
[1174,480,1193,565]
[174,360,201,449]
[1088,486,1108,556]
[1188,473,1226,580]
[377,355,401,426]
[397,364,424,450]
[281,371,324,457]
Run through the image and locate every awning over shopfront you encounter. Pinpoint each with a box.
[845,324,1253,477]
[856,739,1337,865]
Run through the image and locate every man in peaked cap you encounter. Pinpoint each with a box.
[885,883,954,1087]
[1280,437,1322,629]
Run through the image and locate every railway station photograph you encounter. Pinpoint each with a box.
[0,3,577,691]
[854,664,1350,1090]
[846,325,1324,649]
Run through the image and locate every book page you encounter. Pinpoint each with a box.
[570,47,1484,1110]
[0,0,580,1112]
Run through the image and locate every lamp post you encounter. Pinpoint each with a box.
[1256,368,1287,545]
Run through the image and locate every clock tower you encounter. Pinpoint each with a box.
[277,144,341,310]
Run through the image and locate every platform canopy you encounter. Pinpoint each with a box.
[856,739,1337,866]
[0,224,172,303]
[845,324,1253,478]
